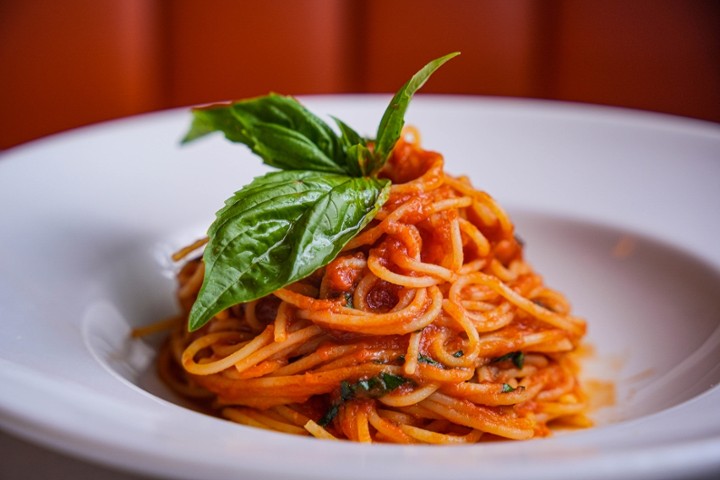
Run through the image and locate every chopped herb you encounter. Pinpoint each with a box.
[377,372,407,391]
[397,353,446,367]
[317,372,411,426]
[339,380,354,401]
[501,383,525,394]
[492,351,525,370]
[356,378,371,392]
[317,402,340,426]
[344,291,354,308]
[453,350,464,358]
[417,353,442,367]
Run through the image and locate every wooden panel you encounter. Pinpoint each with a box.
[358,0,539,96]
[2,1,717,150]
[163,0,350,108]
[549,0,720,122]
[0,0,163,149]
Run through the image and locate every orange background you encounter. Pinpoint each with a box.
[1,0,719,150]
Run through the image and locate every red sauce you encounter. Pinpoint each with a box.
[324,253,365,292]
[366,281,400,312]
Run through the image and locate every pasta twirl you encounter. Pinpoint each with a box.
[156,131,590,443]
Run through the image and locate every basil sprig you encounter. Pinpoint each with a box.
[318,372,410,426]
[182,52,459,331]
[492,351,525,370]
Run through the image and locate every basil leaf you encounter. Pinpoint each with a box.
[379,372,408,391]
[340,380,354,401]
[332,116,370,176]
[332,116,366,149]
[346,144,375,179]
[189,172,390,331]
[245,122,346,174]
[317,403,340,427]
[344,292,354,308]
[318,373,410,426]
[182,106,249,144]
[182,94,347,174]
[208,170,326,237]
[501,383,516,393]
[417,353,442,367]
[492,351,525,370]
[373,52,460,171]
[285,176,392,280]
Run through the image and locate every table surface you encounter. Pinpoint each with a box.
[0,429,155,480]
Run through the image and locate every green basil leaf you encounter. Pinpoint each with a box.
[317,403,340,427]
[182,106,250,144]
[344,292,354,308]
[332,116,366,148]
[283,175,391,280]
[379,372,408,391]
[501,383,517,393]
[492,351,525,370]
[332,116,368,176]
[182,94,347,174]
[346,144,375,178]
[208,170,324,235]
[340,380,354,401]
[245,122,346,173]
[317,373,409,427]
[188,172,390,331]
[374,52,460,171]
[417,353,442,367]
[203,171,338,273]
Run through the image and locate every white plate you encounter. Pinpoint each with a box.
[1,96,719,480]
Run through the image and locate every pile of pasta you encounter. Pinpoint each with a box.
[157,131,590,443]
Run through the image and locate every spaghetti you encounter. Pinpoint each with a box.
[156,130,590,443]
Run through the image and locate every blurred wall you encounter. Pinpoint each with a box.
[1,0,718,149]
